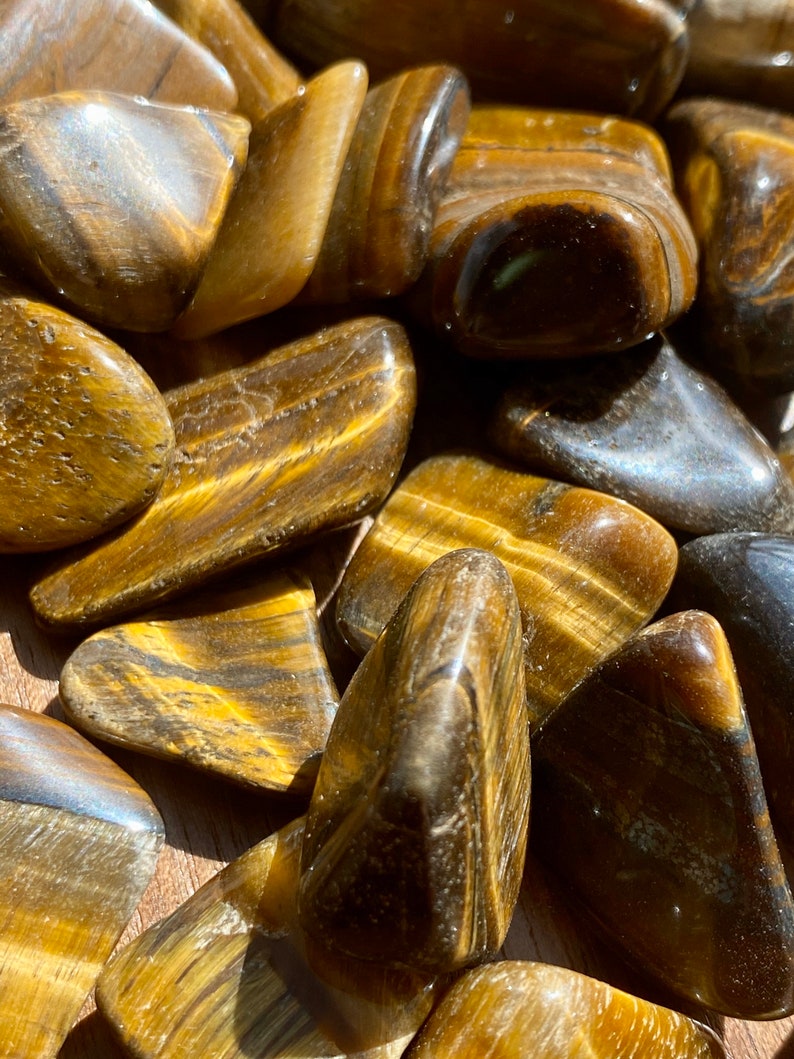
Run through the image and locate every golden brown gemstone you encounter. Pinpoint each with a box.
[59,569,338,795]
[30,317,416,630]
[0,704,164,1058]
[0,0,238,110]
[532,611,794,1018]
[336,453,677,729]
[0,91,250,332]
[408,106,697,358]
[300,549,529,973]
[302,65,471,303]
[406,961,726,1058]
[97,817,439,1058]
[173,61,368,339]
[0,280,174,553]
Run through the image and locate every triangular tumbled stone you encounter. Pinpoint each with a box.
[59,569,338,795]
[532,610,794,1018]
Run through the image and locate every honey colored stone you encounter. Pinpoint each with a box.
[59,569,338,795]
[0,0,237,110]
[0,704,164,1058]
[532,611,794,1018]
[173,61,368,338]
[97,817,439,1058]
[300,549,529,973]
[303,65,471,303]
[406,962,726,1058]
[336,454,677,729]
[0,281,174,553]
[0,91,250,332]
[31,317,416,630]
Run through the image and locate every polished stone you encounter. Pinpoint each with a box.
[336,453,678,729]
[31,317,416,629]
[0,91,250,331]
[532,610,794,1018]
[300,549,529,972]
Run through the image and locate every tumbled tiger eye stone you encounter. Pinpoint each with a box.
[410,106,697,358]
[336,453,677,728]
[532,611,794,1018]
[31,317,416,629]
[406,961,726,1058]
[300,549,529,972]
[0,91,250,332]
[59,569,338,795]
[97,817,439,1058]
[173,61,368,338]
[0,281,174,553]
[490,333,794,535]
[0,704,164,1058]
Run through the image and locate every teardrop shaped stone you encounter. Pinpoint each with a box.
[336,453,678,729]
[0,91,250,331]
[0,704,164,1058]
[59,569,338,795]
[31,317,416,630]
[300,549,530,973]
[0,280,174,553]
[532,610,794,1018]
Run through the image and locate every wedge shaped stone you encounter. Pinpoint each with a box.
[59,569,338,795]
[406,961,726,1058]
[173,61,368,338]
[490,333,794,535]
[300,549,529,973]
[336,454,677,728]
[0,704,164,1058]
[0,280,174,553]
[532,611,794,1018]
[97,817,439,1058]
[31,317,416,629]
[0,91,250,331]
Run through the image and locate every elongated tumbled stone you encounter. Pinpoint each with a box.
[0,91,250,331]
[59,569,338,795]
[0,704,164,1058]
[300,549,529,973]
[532,611,794,1018]
[97,817,439,1058]
[31,317,416,629]
[336,453,677,728]
[0,280,174,553]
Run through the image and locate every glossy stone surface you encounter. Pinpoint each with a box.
[59,570,338,795]
[406,962,726,1058]
[300,549,529,972]
[0,280,174,553]
[173,61,368,338]
[303,65,470,303]
[0,91,250,332]
[97,817,439,1058]
[336,453,677,729]
[411,106,697,358]
[532,611,794,1018]
[490,333,794,535]
[0,704,164,1058]
[31,317,416,629]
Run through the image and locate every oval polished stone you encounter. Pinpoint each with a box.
[0,704,164,1058]
[490,333,794,535]
[0,281,174,553]
[0,91,250,332]
[59,569,338,795]
[407,962,726,1058]
[336,453,678,729]
[300,549,529,973]
[31,317,416,629]
[532,611,794,1018]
